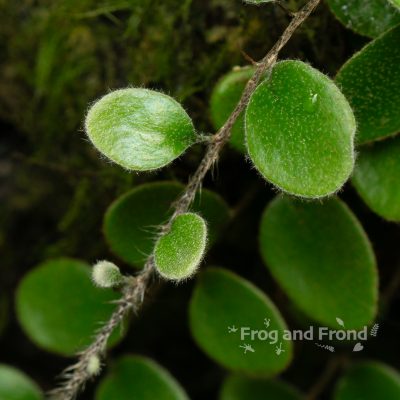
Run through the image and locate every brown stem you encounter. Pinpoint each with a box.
[49,0,321,398]
[306,356,344,400]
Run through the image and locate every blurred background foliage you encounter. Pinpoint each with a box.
[1,0,399,399]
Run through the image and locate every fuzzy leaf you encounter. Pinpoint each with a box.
[0,364,42,400]
[334,362,400,399]
[16,258,123,355]
[189,268,293,375]
[220,374,302,400]
[210,67,254,153]
[245,60,355,198]
[96,356,188,400]
[85,88,196,171]
[259,196,378,329]
[326,0,400,38]
[104,181,230,268]
[154,213,207,280]
[353,136,400,221]
[336,25,400,144]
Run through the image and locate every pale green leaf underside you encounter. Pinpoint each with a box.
[0,364,42,400]
[104,181,230,268]
[85,88,196,171]
[334,362,400,399]
[96,356,188,400]
[353,136,400,221]
[326,0,400,38]
[220,374,302,400]
[154,213,207,280]
[189,268,292,375]
[210,67,255,153]
[16,258,122,355]
[336,24,400,144]
[245,60,355,198]
[259,196,378,329]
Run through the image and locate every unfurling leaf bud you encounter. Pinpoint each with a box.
[87,354,101,376]
[92,261,123,288]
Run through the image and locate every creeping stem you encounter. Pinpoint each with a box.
[49,0,321,398]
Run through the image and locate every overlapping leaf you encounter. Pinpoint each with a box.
[190,268,292,375]
[96,355,188,400]
[259,196,378,329]
[336,25,400,143]
[16,258,123,355]
[104,181,230,267]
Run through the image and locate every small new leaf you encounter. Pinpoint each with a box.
[92,261,124,288]
[154,213,207,281]
[87,355,101,376]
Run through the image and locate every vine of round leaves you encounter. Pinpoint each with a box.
[15,5,400,395]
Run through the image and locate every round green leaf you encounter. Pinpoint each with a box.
[210,67,254,152]
[189,267,292,375]
[390,0,400,7]
[220,374,302,400]
[0,364,42,400]
[353,136,400,221]
[154,213,207,280]
[326,0,400,38]
[334,362,400,400]
[85,88,196,171]
[104,181,230,268]
[16,258,123,356]
[96,355,188,400]
[259,196,378,329]
[336,25,400,144]
[245,60,355,198]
